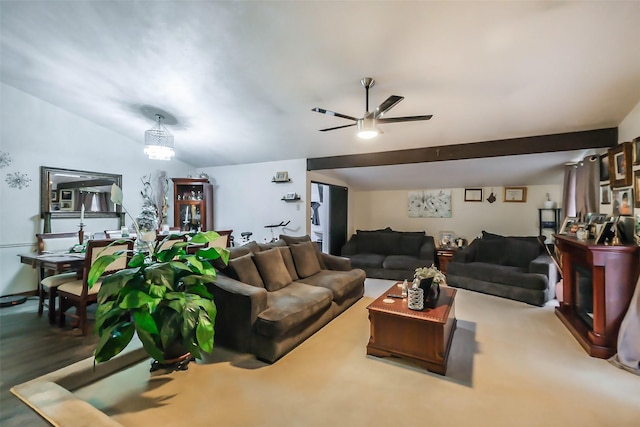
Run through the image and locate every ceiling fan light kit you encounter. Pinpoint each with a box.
[312,77,433,139]
[144,114,175,161]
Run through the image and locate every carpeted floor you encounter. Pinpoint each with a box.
[11,279,640,426]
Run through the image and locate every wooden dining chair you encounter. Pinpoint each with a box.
[57,238,134,335]
[35,232,81,321]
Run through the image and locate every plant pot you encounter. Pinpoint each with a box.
[150,341,193,373]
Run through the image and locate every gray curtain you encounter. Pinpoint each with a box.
[562,164,577,218]
[574,155,599,221]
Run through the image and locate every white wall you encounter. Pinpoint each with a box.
[351,185,563,243]
[202,159,308,244]
[0,83,190,296]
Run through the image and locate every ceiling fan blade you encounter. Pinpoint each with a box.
[311,107,358,122]
[377,115,433,123]
[319,123,357,132]
[374,95,404,118]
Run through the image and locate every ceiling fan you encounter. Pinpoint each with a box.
[312,77,433,139]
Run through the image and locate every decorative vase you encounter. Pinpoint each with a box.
[426,282,441,309]
[408,287,424,310]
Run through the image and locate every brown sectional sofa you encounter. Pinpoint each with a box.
[210,235,365,363]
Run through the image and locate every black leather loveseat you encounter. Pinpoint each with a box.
[446,231,558,306]
[340,227,436,280]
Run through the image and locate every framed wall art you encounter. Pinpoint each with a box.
[503,187,527,203]
[600,184,611,205]
[50,189,58,203]
[612,189,633,216]
[635,170,640,209]
[633,137,640,166]
[273,171,289,182]
[464,188,483,202]
[408,189,451,218]
[608,142,632,188]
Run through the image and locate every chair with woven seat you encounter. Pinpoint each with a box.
[57,238,134,335]
[35,232,81,322]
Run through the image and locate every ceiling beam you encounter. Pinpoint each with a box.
[307,127,618,171]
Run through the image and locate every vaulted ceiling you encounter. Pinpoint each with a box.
[2,1,639,190]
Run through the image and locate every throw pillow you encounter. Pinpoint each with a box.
[279,234,311,245]
[475,239,505,265]
[290,241,322,278]
[277,246,299,281]
[228,253,264,288]
[502,239,541,269]
[253,248,293,291]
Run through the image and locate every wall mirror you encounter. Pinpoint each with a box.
[40,166,123,230]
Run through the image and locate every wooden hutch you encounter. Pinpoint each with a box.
[554,235,640,359]
[172,178,214,232]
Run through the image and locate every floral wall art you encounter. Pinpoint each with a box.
[1,151,31,189]
[408,189,452,218]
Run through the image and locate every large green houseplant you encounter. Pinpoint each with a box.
[88,185,229,370]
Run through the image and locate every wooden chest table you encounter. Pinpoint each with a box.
[366,284,457,375]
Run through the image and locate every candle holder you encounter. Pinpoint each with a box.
[78,223,85,245]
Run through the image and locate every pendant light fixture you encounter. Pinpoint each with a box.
[144,114,175,160]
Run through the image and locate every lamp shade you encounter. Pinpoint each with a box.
[144,114,175,160]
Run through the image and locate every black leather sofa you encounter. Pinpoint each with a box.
[340,227,436,280]
[446,231,558,306]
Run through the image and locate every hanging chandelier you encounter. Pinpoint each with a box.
[144,114,175,160]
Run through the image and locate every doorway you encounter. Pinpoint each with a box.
[310,182,348,255]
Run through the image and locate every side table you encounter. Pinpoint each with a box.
[436,247,458,274]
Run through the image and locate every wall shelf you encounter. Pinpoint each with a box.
[281,197,301,202]
[272,179,292,183]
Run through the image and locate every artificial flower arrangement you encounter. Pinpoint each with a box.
[413,264,445,287]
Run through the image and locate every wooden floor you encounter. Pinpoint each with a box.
[0,297,99,427]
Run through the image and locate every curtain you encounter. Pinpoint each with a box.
[562,164,577,218]
[574,155,599,221]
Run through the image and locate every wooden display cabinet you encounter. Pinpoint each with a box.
[554,234,640,358]
[172,178,214,232]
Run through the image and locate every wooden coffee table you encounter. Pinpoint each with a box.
[366,283,457,375]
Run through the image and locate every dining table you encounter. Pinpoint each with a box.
[18,251,86,324]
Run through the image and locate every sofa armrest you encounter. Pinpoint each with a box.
[452,240,478,263]
[321,253,352,271]
[210,274,268,352]
[419,236,436,264]
[529,254,558,281]
[340,236,358,256]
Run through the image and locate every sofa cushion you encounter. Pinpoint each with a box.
[255,282,333,337]
[279,234,327,269]
[228,253,264,288]
[447,262,548,291]
[475,239,505,265]
[277,246,299,281]
[253,248,293,292]
[382,255,426,272]
[258,239,286,251]
[346,253,386,268]
[357,230,401,255]
[295,269,365,301]
[290,241,322,278]
[399,232,425,256]
[502,238,541,269]
[228,245,252,260]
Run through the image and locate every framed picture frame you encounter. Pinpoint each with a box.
[635,170,640,209]
[600,184,611,205]
[503,186,527,203]
[59,201,73,211]
[559,216,579,234]
[633,137,640,166]
[612,189,633,216]
[599,153,609,182]
[274,171,289,182]
[464,188,483,202]
[438,231,455,248]
[595,220,615,244]
[608,142,632,188]
[59,189,74,203]
[50,190,58,203]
